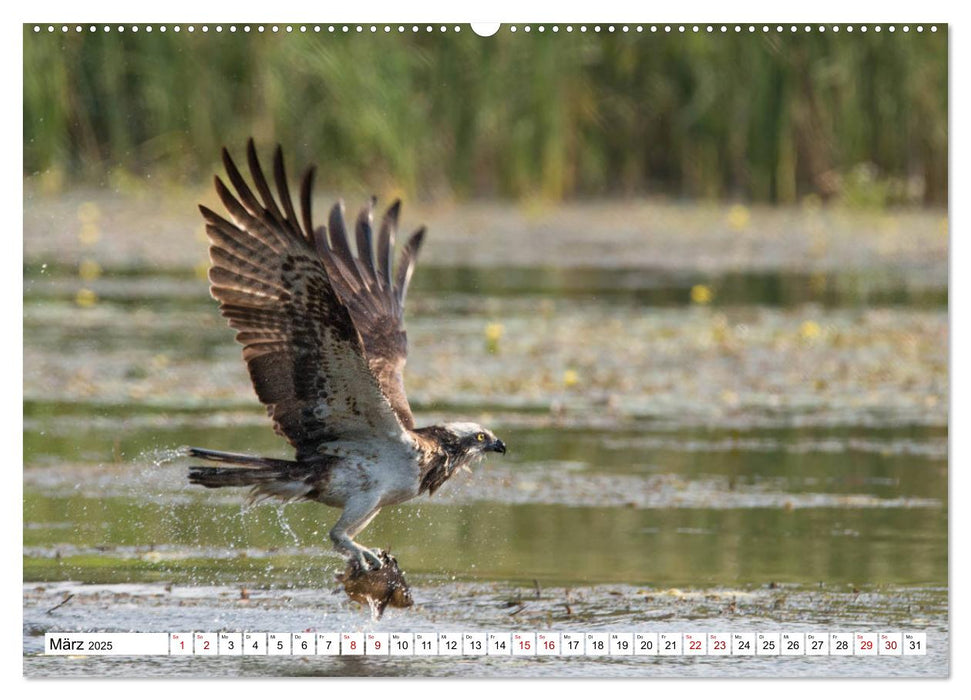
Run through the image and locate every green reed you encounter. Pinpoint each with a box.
[23,26,947,205]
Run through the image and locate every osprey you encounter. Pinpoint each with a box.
[188,141,506,570]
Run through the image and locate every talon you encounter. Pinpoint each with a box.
[362,548,384,570]
[368,549,384,569]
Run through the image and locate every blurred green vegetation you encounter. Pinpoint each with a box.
[23,26,947,204]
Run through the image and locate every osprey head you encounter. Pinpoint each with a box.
[442,421,507,456]
[415,421,506,495]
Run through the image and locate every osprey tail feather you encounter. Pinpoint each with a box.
[188,465,292,489]
[186,446,296,470]
[187,447,312,499]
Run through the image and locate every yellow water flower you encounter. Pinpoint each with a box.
[485,322,504,354]
[485,322,504,342]
[563,369,580,388]
[690,284,713,305]
[78,224,101,246]
[75,288,98,308]
[77,201,101,224]
[800,320,822,339]
[78,258,102,281]
[727,204,751,231]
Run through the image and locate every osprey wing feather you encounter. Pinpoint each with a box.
[199,140,423,457]
[315,197,425,430]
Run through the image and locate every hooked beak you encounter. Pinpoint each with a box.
[491,439,507,454]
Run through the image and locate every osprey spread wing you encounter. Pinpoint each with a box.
[188,141,506,570]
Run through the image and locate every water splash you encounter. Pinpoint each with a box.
[275,505,301,547]
[147,445,192,467]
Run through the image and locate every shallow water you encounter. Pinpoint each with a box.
[22,200,948,677]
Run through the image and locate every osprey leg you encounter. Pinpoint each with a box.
[330,496,384,570]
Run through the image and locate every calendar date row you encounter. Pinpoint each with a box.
[45,632,926,657]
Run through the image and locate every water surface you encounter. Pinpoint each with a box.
[22,202,948,677]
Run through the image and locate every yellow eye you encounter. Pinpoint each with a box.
[476,433,486,442]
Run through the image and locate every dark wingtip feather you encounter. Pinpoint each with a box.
[245,139,260,177]
[213,173,245,208]
[212,175,232,204]
[311,226,329,259]
[220,146,234,170]
[199,203,231,226]
[198,204,227,232]
[376,201,399,290]
[328,200,346,241]
[327,200,359,277]
[300,166,316,243]
[272,145,289,204]
[245,139,287,225]
[394,226,426,307]
[272,144,300,230]
[220,146,265,217]
[354,199,377,284]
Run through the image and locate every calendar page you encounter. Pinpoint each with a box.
[21,12,949,680]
